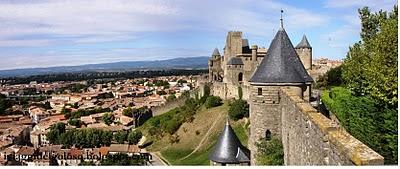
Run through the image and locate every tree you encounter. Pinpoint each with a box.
[123,107,138,117]
[339,6,397,164]
[228,99,249,120]
[342,6,398,106]
[102,113,114,126]
[68,118,82,128]
[46,122,66,144]
[166,94,176,102]
[316,65,343,89]
[114,131,128,144]
[205,96,222,109]
[127,130,143,145]
[238,86,243,100]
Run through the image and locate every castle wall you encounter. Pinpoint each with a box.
[211,82,226,99]
[278,89,383,165]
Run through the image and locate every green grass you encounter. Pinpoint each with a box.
[140,101,249,165]
[232,120,249,145]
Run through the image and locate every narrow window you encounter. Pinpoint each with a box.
[257,88,262,95]
[265,130,271,140]
[238,73,243,82]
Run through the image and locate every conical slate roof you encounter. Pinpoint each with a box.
[209,120,250,163]
[295,35,311,49]
[249,28,313,83]
[212,48,221,56]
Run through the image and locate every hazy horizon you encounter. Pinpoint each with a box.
[0,0,396,70]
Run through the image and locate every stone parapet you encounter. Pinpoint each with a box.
[280,89,384,165]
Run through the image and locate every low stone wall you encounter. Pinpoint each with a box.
[151,95,187,116]
[211,82,226,99]
[151,89,200,116]
[280,89,384,165]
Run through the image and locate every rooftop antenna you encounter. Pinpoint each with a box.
[280,9,284,29]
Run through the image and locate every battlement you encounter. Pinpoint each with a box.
[228,31,243,37]
[280,89,384,165]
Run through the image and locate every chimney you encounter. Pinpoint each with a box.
[251,45,258,61]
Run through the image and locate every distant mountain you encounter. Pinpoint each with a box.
[0,56,209,78]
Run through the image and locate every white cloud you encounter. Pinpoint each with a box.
[0,0,329,47]
[324,0,397,11]
[0,0,331,69]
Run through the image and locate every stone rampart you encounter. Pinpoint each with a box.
[280,89,384,165]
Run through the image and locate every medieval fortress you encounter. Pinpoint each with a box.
[208,31,312,101]
[203,22,384,165]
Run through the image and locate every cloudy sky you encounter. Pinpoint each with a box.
[0,0,396,70]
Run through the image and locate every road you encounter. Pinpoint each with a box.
[148,152,169,166]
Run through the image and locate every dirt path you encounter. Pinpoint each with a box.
[179,112,223,160]
[153,151,170,166]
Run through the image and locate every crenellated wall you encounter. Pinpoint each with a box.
[280,89,384,165]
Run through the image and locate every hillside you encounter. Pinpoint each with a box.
[0,56,209,77]
[139,102,249,165]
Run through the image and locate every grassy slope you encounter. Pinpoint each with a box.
[140,102,249,165]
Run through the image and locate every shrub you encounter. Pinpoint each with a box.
[238,86,243,100]
[102,113,114,126]
[114,131,128,144]
[128,130,143,144]
[205,96,222,109]
[123,107,138,117]
[68,118,82,128]
[321,86,397,164]
[228,99,249,120]
[255,136,284,165]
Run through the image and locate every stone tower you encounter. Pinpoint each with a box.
[223,31,243,80]
[248,27,313,165]
[295,35,312,70]
[208,48,223,82]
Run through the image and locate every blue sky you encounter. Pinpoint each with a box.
[0,0,396,70]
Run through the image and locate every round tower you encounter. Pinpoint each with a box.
[295,35,312,70]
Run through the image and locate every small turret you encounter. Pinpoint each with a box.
[209,118,250,166]
[295,35,312,70]
[212,48,221,58]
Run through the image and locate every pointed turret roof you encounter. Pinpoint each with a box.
[212,48,221,56]
[249,28,313,84]
[295,35,311,49]
[209,119,250,163]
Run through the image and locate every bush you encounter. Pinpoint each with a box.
[68,118,82,128]
[123,107,138,117]
[128,130,143,144]
[205,96,222,109]
[114,131,128,144]
[255,136,284,165]
[228,99,249,120]
[321,87,397,164]
[102,113,114,125]
[164,118,182,134]
[315,65,343,89]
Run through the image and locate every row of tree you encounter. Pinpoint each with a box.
[47,122,142,148]
[2,69,207,85]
